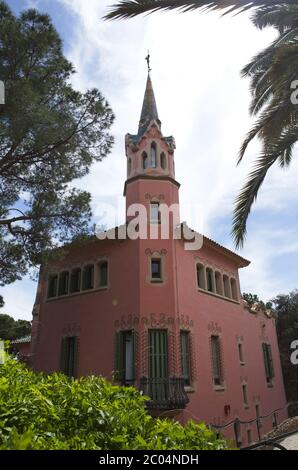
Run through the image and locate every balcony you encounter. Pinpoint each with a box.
[140,376,189,415]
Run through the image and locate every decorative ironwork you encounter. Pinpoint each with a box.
[140,376,189,412]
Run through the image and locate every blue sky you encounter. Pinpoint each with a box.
[2,0,298,320]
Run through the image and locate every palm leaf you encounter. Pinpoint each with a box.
[233,125,298,248]
[104,1,298,21]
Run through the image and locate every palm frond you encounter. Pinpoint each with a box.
[104,1,298,21]
[233,125,298,248]
[252,4,298,31]
[232,154,277,248]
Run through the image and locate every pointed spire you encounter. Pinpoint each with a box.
[138,72,161,136]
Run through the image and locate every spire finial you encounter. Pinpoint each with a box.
[145,51,151,73]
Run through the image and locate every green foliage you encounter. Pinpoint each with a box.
[273,290,298,414]
[0,358,228,450]
[0,1,114,285]
[0,314,31,340]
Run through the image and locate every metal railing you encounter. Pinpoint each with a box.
[210,401,298,449]
[140,376,189,412]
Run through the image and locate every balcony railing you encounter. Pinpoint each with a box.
[139,376,189,412]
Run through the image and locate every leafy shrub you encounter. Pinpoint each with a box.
[0,358,228,450]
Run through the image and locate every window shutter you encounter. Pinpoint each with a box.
[131,331,137,382]
[73,337,80,379]
[211,336,222,385]
[60,337,67,374]
[180,331,190,385]
[115,331,123,381]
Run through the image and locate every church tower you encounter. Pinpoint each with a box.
[124,72,180,227]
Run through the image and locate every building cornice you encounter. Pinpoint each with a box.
[123,174,180,196]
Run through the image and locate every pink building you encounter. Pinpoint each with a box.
[30,73,287,447]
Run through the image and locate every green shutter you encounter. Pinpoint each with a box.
[115,331,124,382]
[180,331,190,385]
[60,337,67,374]
[132,331,136,382]
[211,336,222,385]
[149,330,168,401]
[73,337,80,378]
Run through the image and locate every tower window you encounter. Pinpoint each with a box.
[142,152,148,169]
[70,268,81,293]
[82,265,94,291]
[98,260,108,288]
[127,158,132,175]
[160,152,167,170]
[58,271,69,296]
[150,202,160,224]
[48,274,58,298]
[150,142,157,168]
[151,258,162,281]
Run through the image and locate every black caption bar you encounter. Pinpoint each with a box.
[0,450,289,466]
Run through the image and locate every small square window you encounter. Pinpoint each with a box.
[151,259,162,281]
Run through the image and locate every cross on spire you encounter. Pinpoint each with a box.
[145,51,151,73]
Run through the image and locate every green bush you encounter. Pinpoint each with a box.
[0,358,228,450]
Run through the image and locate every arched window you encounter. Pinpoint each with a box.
[215,272,223,296]
[150,142,157,168]
[142,152,148,170]
[196,263,206,290]
[206,268,214,293]
[58,271,69,296]
[70,268,81,293]
[230,278,238,301]
[127,158,132,176]
[160,152,167,170]
[223,275,231,298]
[82,265,94,291]
[98,260,108,288]
[48,274,58,298]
